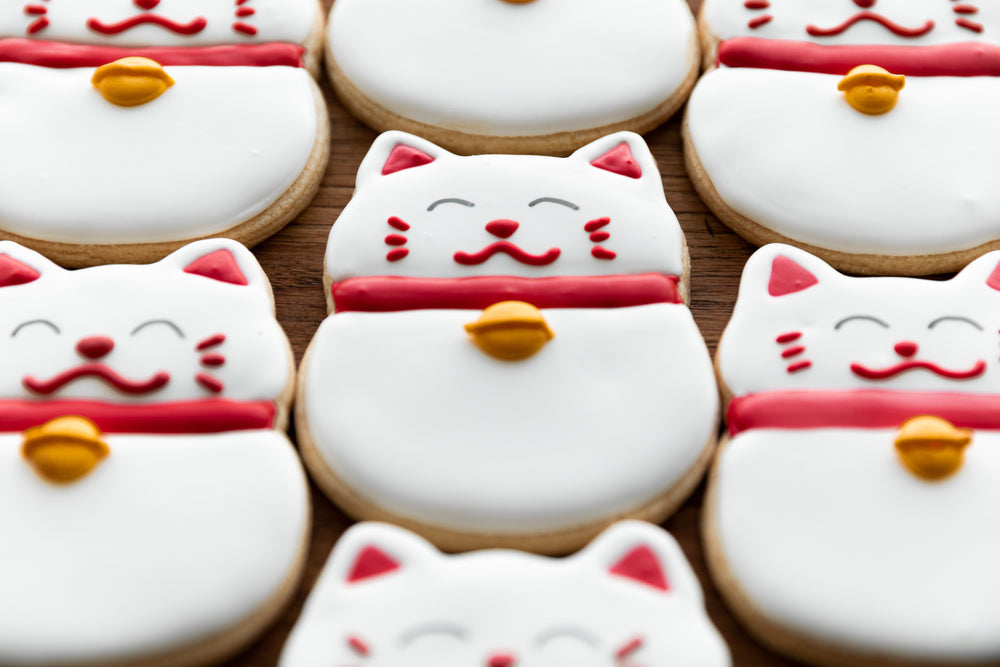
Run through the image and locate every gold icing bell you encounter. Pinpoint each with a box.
[22,416,110,484]
[465,301,554,361]
[894,415,971,481]
[92,57,175,107]
[838,64,905,115]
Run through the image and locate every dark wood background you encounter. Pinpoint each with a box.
[228,0,800,663]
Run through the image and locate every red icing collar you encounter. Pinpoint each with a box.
[727,389,1000,435]
[331,274,682,312]
[0,38,305,68]
[717,37,1000,77]
[0,399,275,433]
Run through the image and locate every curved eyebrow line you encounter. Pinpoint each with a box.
[529,197,580,210]
[131,319,185,338]
[427,198,475,211]
[397,623,467,647]
[928,315,983,331]
[534,625,600,648]
[834,315,890,330]
[11,319,60,337]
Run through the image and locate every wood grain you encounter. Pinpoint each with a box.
[223,1,802,664]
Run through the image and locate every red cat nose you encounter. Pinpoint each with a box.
[894,341,918,358]
[77,336,115,360]
[134,0,161,9]
[853,0,875,7]
[487,653,516,667]
[485,219,519,239]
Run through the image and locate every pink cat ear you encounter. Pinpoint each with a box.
[986,260,1000,292]
[0,254,40,287]
[382,144,435,176]
[590,143,642,179]
[183,249,249,286]
[609,544,669,591]
[768,255,819,297]
[346,545,401,583]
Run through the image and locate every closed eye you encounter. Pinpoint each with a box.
[834,315,890,330]
[534,625,599,648]
[529,197,580,211]
[427,198,475,211]
[11,319,60,337]
[131,319,185,338]
[397,622,467,647]
[928,315,983,331]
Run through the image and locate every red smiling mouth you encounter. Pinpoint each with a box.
[87,15,208,36]
[453,242,561,267]
[24,364,170,395]
[851,359,986,380]
[807,12,935,38]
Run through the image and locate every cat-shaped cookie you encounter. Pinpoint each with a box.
[326,0,699,155]
[708,243,1000,665]
[0,240,308,666]
[279,521,731,667]
[0,0,328,266]
[298,131,719,554]
[685,0,1000,275]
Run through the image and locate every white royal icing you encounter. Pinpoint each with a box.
[327,0,696,137]
[279,521,731,667]
[0,0,322,247]
[302,132,718,538]
[687,0,1000,260]
[0,240,309,665]
[711,244,1000,662]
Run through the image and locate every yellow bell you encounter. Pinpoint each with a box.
[837,64,905,115]
[22,416,110,484]
[92,57,175,107]
[894,415,971,481]
[465,301,554,361]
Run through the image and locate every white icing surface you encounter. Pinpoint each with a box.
[327,0,696,136]
[0,63,317,244]
[0,431,308,666]
[326,132,685,282]
[304,305,717,532]
[0,240,309,664]
[279,521,731,666]
[0,0,317,47]
[714,428,1000,662]
[686,69,1000,257]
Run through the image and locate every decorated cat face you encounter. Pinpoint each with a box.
[0,240,289,409]
[705,0,998,45]
[718,244,1000,397]
[279,522,730,667]
[2,0,317,45]
[325,131,686,286]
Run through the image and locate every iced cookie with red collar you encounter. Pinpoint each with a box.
[0,239,309,666]
[685,0,1000,275]
[0,0,328,267]
[325,0,699,155]
[707,243,1000,665]
[279,521,731,667]
[297,131,719,554]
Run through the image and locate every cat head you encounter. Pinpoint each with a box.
[279,521,729,667]
[704,0,996,45]
[717,244,1000,398]
[6,0,317,46]
[325,131,686,286]
[0,240,291,412]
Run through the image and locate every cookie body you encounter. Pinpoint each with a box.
[298,131,718,553]
[326,0,699,155]
[708,243,1000,665]
[686,0,1000,275]
[0,1,328,266]
[0,240,309,666]
[279,521,731,666]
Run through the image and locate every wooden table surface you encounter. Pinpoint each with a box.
[226,1,801,664]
